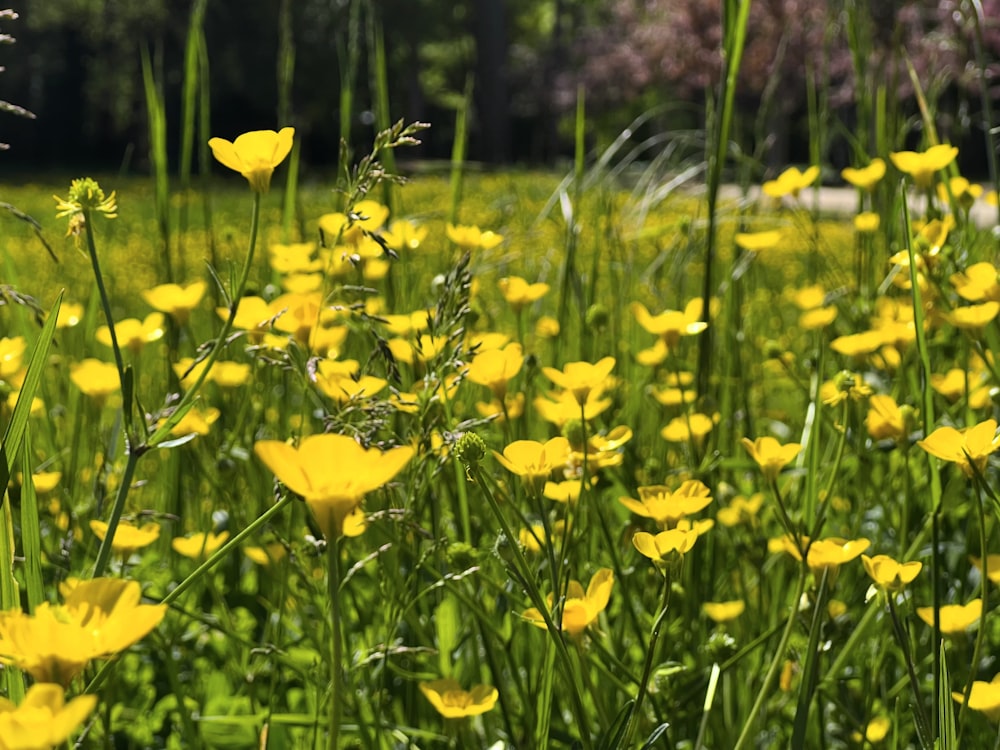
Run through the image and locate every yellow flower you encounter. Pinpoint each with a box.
[970,554,1000,584]
[631,300,707,353]
[953,674,1000,721]
[0,683,97,750]
[866,394,908,443]
[841,158,886,191]
[917,600,983,636]
[0,336,26,381]
[632,528,700,568]
[535,315,561,338]
[889,144,958,189]
[465,344,523,400]
[208,127,294,193]
[53,177,117,220]
[734,230,782,252]
[381,219,428,251]
[172,531,230,560]
[0,578,166,685]
[762,165,820,199]
[96,313,165,354]
[741,436,801,482]
[541,356,616,405]
[805,537,871,574]
[499,276,550,312]
[445,223,503,251]
[931,368,991,409]
[522,568,614,636]
[660,413,717,444]
[534,388,611,426]
[619,479,713,528]
[542,478,588,504]
[90,519,161,554]
[141,281,207,325]
[69,359,120,404]
[917,419,1000,476]
[493,437,571,495]
[419,679,498,719]
[862,553,922,592]
[702,600,745,623]
[716,494,764,527]
[167,406,221,438]
[851,715,891,744]
[951,262,1000,303]
[254,434,413,537]
[853,212,880,233]
[949,301,1000,329]
[54,302,84,329]
[243,542,287,566]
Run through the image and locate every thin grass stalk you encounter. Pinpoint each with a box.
[277,0,299,243]
[197,30,218,298]
[790,568,830,748]
[140,43,173,283]
[901,186,943,739]
[0,494,22,703]
[327,536,343,750]
[699,0,752,399]
[620,568,672,747]
[337,0,362,180]
[18,431,43,613]
[448,76,472,225]
[369,13,398,215]
[467,462,593,749]
[732,563,808,750]
[178,0,208,272]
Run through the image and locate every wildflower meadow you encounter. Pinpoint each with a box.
[3,3,1000,749]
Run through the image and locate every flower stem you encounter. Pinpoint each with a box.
[733,563,809,750]
[327,534,343,750]
[621,570,673,747]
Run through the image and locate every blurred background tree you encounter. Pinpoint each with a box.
[1,0,997,175]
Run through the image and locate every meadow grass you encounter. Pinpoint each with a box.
[3,6,1000,749]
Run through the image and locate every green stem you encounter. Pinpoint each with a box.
[327,535,343,750]
[468,463,593,749]
[621,570,672,747]
[146,191,261,447]
[733,563,809,750]
[887,594,932,747]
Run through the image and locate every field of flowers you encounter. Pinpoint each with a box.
[4,58,1000,750]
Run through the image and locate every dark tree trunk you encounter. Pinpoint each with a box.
[472,0,511,163]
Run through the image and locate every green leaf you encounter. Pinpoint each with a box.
[435,594,461,678]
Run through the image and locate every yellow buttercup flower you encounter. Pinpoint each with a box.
[141,281,207,325]
[90,519,161,555]
[804,537,871,574]
[0,578,166,685]
[254,434,413,538]
[866,394,909,443]
[862,553,922,592]
[493,437,571,495]
[631,299,707,356]
[172,531,230,560]
[953,674,1000,721]
[541,356,616,406]
[419,679,498,719]
[465,344,523,400]
[445,223,503,251]
[841,158,886,191]
[619,479,713,528]
[889,144,958,189]
[53,177,117,221]
[0,683,97,750]
[208,127,294,193]
[970,554,1000,584]
[534,388,612,427]
[918,419,1000,476]
[854,211,880,233]
[702,600,745,623]
[734,230,782,252]
[951,262,1000,303]
[660,413,718,444]
[741,436,802,482]
[716,493,764,528]
[917,599,983,636]
[499,276,550,312]
[69,359,120,404]
[95,313,165,354]
[762,165,820,199]
[949,301,1000,329]
[522,568,614,636]
[632,528,699,569]
[381,219,428,251]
